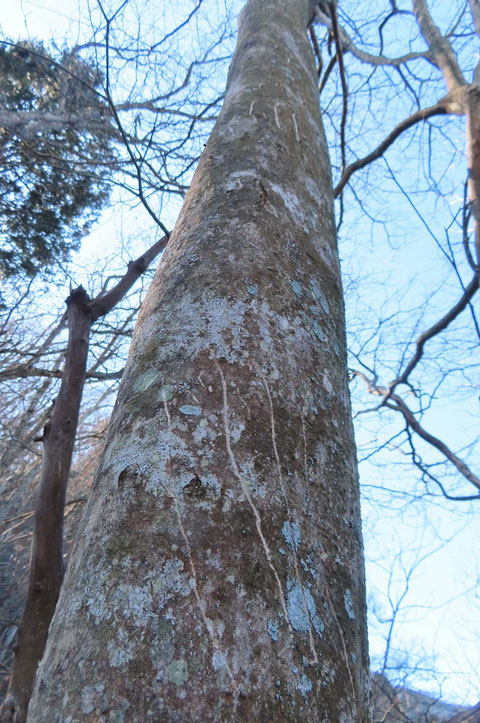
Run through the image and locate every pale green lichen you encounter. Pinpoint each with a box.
[344,589,355,620]
[309,279,330,313]
[212,651,227,670]
[157,384,174,402]
[297,673,313,696]
[311,321,326,342]
[322,370,333,394]
[108,627,134,668]
[289,279,303,298]
[282,520,301,551]
[267,619,279,642]
[179,404,202,416]
[133,369,161,393]
[167,659,188,686]
[286,578,324,638]
[300,554,319,581]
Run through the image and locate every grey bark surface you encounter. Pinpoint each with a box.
[27,0,371,720]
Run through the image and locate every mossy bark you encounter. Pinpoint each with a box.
[28,0,371,720]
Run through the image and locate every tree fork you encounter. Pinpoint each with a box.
[28,0,371,720]
[2,286,92,723]
[1,238,167,723]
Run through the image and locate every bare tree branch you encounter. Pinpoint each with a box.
[91,235,167,319]
[390,273,479,391]
[312,6,428,67]
[334,102,449,197]
[351,370,480,494]
[413,0,467,92]
[0,366,124,382]
[3,234,166,716]
[447,701,480,722]
[470,0,480,39]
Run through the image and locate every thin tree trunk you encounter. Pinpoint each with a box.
[3,287,92,723]
[28,1,371,720]
[2,241,166,723]
[466,81,480,267]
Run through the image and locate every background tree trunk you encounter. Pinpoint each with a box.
[27,0,371,719]
[2,289,91,723]
[2,242,167,723]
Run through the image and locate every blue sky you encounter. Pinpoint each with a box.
[1,0,479,706]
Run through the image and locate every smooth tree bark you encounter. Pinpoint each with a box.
[1,240,166,723]
[27,0,371,720]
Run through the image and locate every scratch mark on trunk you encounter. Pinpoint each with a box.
[216,361,292,632]
[161,392,240,698]
[263,377,319,663]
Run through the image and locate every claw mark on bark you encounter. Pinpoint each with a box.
[162,390,171,428]
[274,103,281,128]
[293,113,300,142]
[301,414,309,491]
[216,362,291,631]
[171,497,240,696]
[160,392,240,697]
[263,378,319,663]
[325,586,356,700]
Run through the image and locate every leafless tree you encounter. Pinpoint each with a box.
[0,0,479,719]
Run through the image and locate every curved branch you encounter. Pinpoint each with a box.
[334,102,449,197]
[351,369,480,495]
[91,235,168,319]
[413,0,467,92]
[312,7,429,67]
[391,273,479,391]
[386,394,480,492]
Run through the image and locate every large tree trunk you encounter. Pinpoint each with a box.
[27,0,371,719]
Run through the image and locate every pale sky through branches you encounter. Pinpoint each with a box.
[0,0,478,707]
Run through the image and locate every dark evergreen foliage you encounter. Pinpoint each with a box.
[0,42,115,278]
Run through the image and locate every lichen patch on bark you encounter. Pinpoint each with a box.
[27,1,370,720]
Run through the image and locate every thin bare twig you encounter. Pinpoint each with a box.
[389,273,479,392]
[334,102,448,197]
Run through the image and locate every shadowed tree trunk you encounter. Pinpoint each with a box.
[27,0,371,719]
